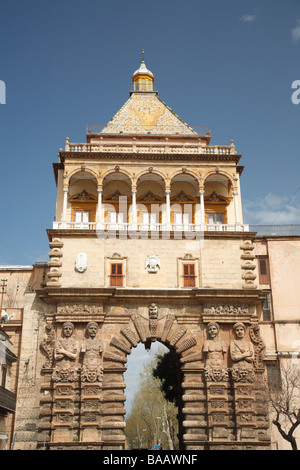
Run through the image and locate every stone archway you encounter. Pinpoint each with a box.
[101,303,201,451]
[38,298,271,451]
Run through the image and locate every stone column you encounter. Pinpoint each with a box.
[132,188,137,228]
[200,189,205,230]
[62,187,68,222]
[165,189,171,229]
[233,190,240,226]
[96,186,103,227]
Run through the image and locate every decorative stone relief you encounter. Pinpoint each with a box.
[240,241,257,289]
[57,304,104,323]
[52,322,78,383]
[203,322,229,384]
[75,252,87,273]
[132,314,147,343]
[40,323,56,369]
[81,322,104,384]
[80,322,103,439]
[204,304,249,316]
[121,327,139,347]
[161,314,175,343]
[145,254,161,273]
[46,238,64,287]
[204,368,230,382]
[230,322,255,371]
[176,336,197,354]
[149,302,158,337]
[249,323,266,370]
[110,336,131,355]
[58,304,103,315]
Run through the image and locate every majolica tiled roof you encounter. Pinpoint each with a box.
[100,92,197,136]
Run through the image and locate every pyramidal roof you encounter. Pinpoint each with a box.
[100,93,197,136]
[100,56,198,136]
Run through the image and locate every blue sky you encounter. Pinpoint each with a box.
[1,0,300,264]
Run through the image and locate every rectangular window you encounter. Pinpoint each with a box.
[208,213,224,225]
[1,365,7,388]
[267,363,281,391]
[262,293,272,321]
[74,211,90,226]
[183,263,196,287]
[110,263,123,287]
[258,256,270,284]
[140,211,158,230]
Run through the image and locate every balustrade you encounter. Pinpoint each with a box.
[65,141,234,156]
[52,221,249,232]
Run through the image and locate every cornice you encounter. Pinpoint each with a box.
[59,151,241,164]
[36,286,266,304]
[46,228,257,241]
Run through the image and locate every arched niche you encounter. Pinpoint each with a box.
[68,171,98,223]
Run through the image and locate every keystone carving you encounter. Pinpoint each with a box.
[149,302,158,337]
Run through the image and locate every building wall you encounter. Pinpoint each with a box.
[0,265,48,449]
[254,236,300,450]
[55,234,250,290]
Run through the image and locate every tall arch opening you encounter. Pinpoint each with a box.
[124,340,183,450]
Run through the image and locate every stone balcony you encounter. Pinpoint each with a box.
[52,221,250,232]
[64,137,238,157]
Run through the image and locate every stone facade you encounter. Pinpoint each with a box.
[34,294,269,450]
[2,57,278,450]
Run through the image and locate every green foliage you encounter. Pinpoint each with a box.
[125,346,179,450]
[153,350,179,406]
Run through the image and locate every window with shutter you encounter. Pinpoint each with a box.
[183,263,196,287]
[258,256,270,284]
[110,263,123,287]
[267,364,281,391]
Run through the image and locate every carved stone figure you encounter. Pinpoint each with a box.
[203,322,226,369]
[149,302,158,336]
[52,322,78,382]
[81,322,103,383]
[230,322,254,370]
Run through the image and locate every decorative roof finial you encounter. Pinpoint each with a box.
[141,49,145,63]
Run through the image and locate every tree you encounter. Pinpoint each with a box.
[266,362,300,450]
[153,351,179,405]
[125,347,179,449]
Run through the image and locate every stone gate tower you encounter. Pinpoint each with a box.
[14,56,271,450]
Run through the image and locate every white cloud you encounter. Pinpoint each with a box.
[240,13,257,23]
[292,20,300,42]
[243,192,300,225]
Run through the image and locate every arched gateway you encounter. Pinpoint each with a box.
[38,297,269,450]
[13,55,271,450]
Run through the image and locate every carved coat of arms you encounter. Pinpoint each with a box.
[145,254,161,273]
